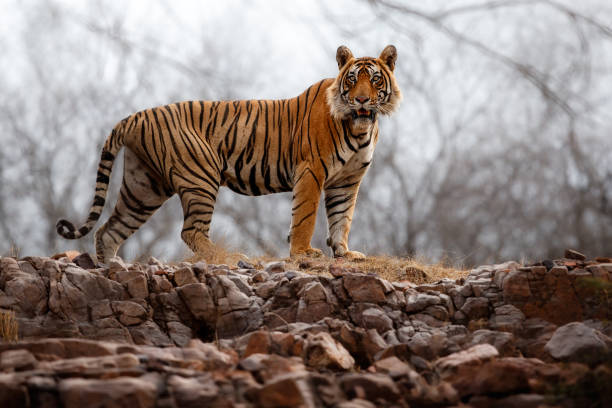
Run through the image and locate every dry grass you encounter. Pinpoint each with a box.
[183,239,467,284]
[0,310,18,342]
[286,254,468,284]
[187,239,250,266]
[2,245,20,258]
[203,251,468,284]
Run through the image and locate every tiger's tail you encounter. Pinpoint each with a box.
[56,121,126,240]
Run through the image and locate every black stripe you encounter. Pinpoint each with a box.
[249,166,261,195]
[326,195,351,210]
[292,210,315,229]
[221,103,230,126]
[101,150,115,161]
[93,195,105,207]
[183,210,213,220]
[96,173,109,184]
[87,211,101,222]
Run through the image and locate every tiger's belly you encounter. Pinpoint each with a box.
[221,164,292,196]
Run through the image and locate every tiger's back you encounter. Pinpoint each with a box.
[57,46,401,262]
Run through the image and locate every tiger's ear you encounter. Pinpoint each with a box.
[379,45,397,72]
[336,45,354,70]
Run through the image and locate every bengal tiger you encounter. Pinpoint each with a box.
[57,45,401,263]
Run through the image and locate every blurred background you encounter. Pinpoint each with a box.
[1,0,611,266]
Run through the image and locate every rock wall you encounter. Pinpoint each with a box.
[0,252,610,407]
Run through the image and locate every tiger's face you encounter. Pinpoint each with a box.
[326,45,402,127]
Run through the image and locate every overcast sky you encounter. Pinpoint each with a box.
[1,0,611,262]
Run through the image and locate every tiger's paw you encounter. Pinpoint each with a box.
[332,243,366,260]
[336,250,366,260]
[291,247,324,258]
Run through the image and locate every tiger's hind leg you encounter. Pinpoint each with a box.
[178,181,220,260]
[94,148,171,263]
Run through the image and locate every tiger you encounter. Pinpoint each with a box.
[56,45,402,263]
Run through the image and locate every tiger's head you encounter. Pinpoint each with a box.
[326,45,402,127]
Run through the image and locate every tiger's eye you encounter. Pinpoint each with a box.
[372,75,381,83]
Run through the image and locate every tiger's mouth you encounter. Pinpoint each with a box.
[350,108,376,121]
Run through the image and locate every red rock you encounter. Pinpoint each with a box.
[255,280,278,298]
[186,339,237,370]
[3,263,47,317]
[336,400,376,408]
[0,349,37,371]
[489,304,525,333]
[468,329,518,357]
[111,301,148,326]
[113,269,149,299]
[252,271,269,283]
[564,249,586,261]
[40,353,141,376]
[544,322,612,365]
[0,373,29,408]
[264,261,285,274]
[244,330,271,357]
[343,274,387,303]
[51,250,80,261]
[72,253,96,269]
[449,357,556,398]
[176,283,217,325]
[59,375,159,408]
[329,264,346,277]
[127,321,172,346]
[173,266,197,286]
[586,263,612,280]
[406,330,449,360]
[372,356,414,378]
[25,338,116,359]
[502,270,531,303]
[338,324,386,366]
[360,307,394,333]
[167,374,220,407]
[435,344,499,374]
[340,373,401,402]
[469,393,546,408]
[239,354,306,382]
[503,266,584,324]
[251,373,315,408]
[405,290,441,313]
[304,332,355,370]
[460,297,490,320]
[374,343,411,362]
[150,275,172,293]
[108,257,129,279]
[296,300,332,323]
[269,331,296,356]
[166,321,193,346]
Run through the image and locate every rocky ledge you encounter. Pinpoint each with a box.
[0,250,611,407]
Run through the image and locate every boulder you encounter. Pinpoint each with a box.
[343,274,387,303]
[304,332,355,370]
[340,373,400,402]
[544,321,612,365]
[59,375,159,408]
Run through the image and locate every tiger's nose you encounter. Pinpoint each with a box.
[355,96,369,104]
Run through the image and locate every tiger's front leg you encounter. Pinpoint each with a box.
[289,165,324,257]
[324,181,365,259]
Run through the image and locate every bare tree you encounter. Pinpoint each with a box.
[1,0,611,265]
[340,0,612,263]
